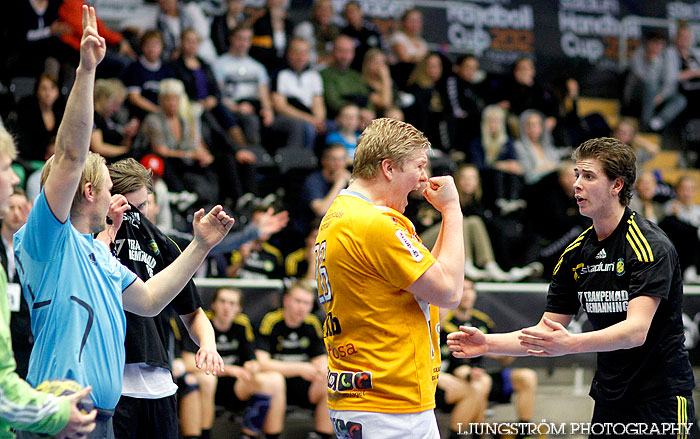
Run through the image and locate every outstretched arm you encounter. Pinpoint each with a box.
[44,6,106,223]
[123,205,234,316]
[179,308,224,375]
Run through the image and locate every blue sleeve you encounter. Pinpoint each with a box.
[19,189,68,262]
[116,256,138,291]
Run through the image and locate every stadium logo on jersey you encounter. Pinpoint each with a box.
[578,262,615,276]
[331,418,363,439]
[395,230,423,262]
[328,370,373,392]
[616,258,625,276]
[596,249,607,259]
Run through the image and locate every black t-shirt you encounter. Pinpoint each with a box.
[188,314,256,367]
[94,112,124,146]
[440,309,493,374]
[114,205,202,369]
[257,309,325,362]
[547,208,694,402]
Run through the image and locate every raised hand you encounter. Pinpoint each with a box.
[79,5,106,72]
[192,205,235,249]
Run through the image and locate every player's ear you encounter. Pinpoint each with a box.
[611,177,624,197]
[82,182,95,201]
[380,158,394,181]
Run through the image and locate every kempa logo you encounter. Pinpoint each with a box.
[596,249,607,259]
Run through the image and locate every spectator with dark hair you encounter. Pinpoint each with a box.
[361,49,395,117]
[155,0,216,63]
[668,23,700,107]
[293,0,339,67]
[91,79,138,163]
[404,53,455,153]
[124,30,175,120]
[446,54,489,147]
[249,0,294,73]
[320,34,374,123]
[660,175,700,282]
[341,1,384,71]
[15,74,65,162]
[623,29,686,132]
[271,38,327,149]
[210,0,248,55]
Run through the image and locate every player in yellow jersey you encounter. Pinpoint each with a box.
[315,118,465,438]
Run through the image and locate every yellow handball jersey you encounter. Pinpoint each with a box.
[315,190,441,413]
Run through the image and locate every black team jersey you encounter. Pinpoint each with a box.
[257,309,325,362]
[440,309,493,374]
[547,207,694,402]
[212,313,256,366]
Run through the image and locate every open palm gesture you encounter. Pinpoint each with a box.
[192,205,235,249]
[79,5,106,71]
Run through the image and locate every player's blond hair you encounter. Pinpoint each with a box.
[351,118,430,181]
[41,151,107,213]
[0,126,18,161]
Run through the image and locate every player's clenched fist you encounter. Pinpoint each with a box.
[422,175,460,212]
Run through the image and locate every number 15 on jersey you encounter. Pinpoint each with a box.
[315,240,332,304]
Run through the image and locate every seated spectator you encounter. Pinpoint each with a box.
[297,144,349,236]
[389,8,429,90]
[630,170,665,224]
[514,109,567,185]
[668,22,700,107]
[249,0,294,73]
[271,38,327,149]
[468,105,523,207]
[320,35,374,123]
[404,53,455,153]
[361,49,395,117]
[341,1,385,71]
[285,218,320,281]
[439,278,538,439]
[156,0,217,63]
[227,205,285,279]
[447,54,491,147]
[497,57,558,135]
[325,105,360,160]
[660,175,700,281]
[15,73,65,163]
[293,0,339,67]
[623,30,686,132]
[91,79,138,162]
[211,0,248,55]
[186,287,285,439]
[612,116,660,168]
[124,30,175,120]
[256,281,333,439]
[140,79,219,205]
[214,24,304,151]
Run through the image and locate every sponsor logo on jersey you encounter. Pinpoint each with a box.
[577,261,615,277]
[88,253,97,266]
[331,418,363,439]
[596,248,607,259]
[328,370,373,392]
[395,230,424,262]
[578,290,629,313]
[616,258,625,276]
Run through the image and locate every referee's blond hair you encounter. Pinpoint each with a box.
[40,151,107,213]
[352,118,430,181]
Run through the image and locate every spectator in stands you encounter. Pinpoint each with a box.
[439,278,538,439]
[0,188,32,379]
[155,0,217,63]
[297,144,349,236]
[320,35,374,123]
[188,287,285,439]
[124,30,175,120]
[256,280,333,439]
[211,0,248,55]
[214,24,304,151]
[623,30,686,132]
[389,8,429,90]
[249,0,294,73]
[15,73,65,162]
[497,58,557,134]
[271,38,327,150]
[668,22,700,107]
[404,53,455,153]
[91,79,138,163]
[293,0,339,67]
[660,175,700,282]
[341,1,384,72]
[612,116,660,168]
[630,170,665,224]
[140,79,219,205]
[361,49,395,117]
[325,104,360,160]
[514,109,567,185]
[285,218,320,280]
[227,204,285,279]
[447,54,489,148]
